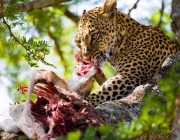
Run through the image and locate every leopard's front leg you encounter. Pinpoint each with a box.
[85,75,144,106]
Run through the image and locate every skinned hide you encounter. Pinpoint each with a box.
[9,66,105,139]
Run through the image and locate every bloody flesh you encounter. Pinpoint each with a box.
[74,51,105,78]
[18,83,104,139]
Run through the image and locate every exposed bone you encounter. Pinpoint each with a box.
[24,67,106,99]
[73,50,107,90]
[15,84,104,139]
[29,68,71,92]
[67,67,96,98]
[94,71,107,86]
[9,68,105,139]
[9,66,106,139]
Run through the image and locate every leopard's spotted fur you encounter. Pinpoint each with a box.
[74,0,179,106]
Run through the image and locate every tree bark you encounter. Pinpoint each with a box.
[1,0,80,24]
[171,0,180,139]
[15,0,71,12]
[171,0,180,45]
[0,0,71,18]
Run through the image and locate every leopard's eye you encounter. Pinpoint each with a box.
[75,39,81,44]
[77,40,81,44]
[75,39,81,48]
[92,33,98,40]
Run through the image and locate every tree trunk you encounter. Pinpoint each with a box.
[171,0,180,45]
[171,0,180,139]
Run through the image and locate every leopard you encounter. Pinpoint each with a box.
[74,0,179,106]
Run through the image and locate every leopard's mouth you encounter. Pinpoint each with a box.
[82,52,107,67]
[77,50,107,68]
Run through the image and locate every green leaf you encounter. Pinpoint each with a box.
[83,126,97,140]
[67,130,82,140]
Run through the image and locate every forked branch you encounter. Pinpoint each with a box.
[128,0,140,16]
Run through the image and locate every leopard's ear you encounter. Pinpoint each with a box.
[102,0,117,18]
[82,9,86,16]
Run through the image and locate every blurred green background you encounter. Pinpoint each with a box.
[0,0,176,114]
[1,0,180,139]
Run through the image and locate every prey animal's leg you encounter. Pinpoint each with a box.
[29,68,71,92]
[85,75,144,106]
[28,68,87,100]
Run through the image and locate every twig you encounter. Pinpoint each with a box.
[2,17,27,50]
[157,0,165,28]
[2,16,55,68]
[53,5,79,24]
[128,0,140,16]
[64,9,79,24]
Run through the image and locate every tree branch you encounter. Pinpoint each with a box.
[2,16,26,49]
[157,0,165,28]
[1,0,80,26]
[128,0,140,16]
[15,0,71,12]
[0,0,71,18]
[64,9,79,25]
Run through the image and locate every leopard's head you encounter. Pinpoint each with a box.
[75,0,118,66]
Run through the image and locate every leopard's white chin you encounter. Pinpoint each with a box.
[92,52,107,68]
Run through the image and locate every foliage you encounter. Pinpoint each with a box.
[148,0,177,43]
[0,0,77,100]
[2,4,55,68]
[0,0,180,139]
